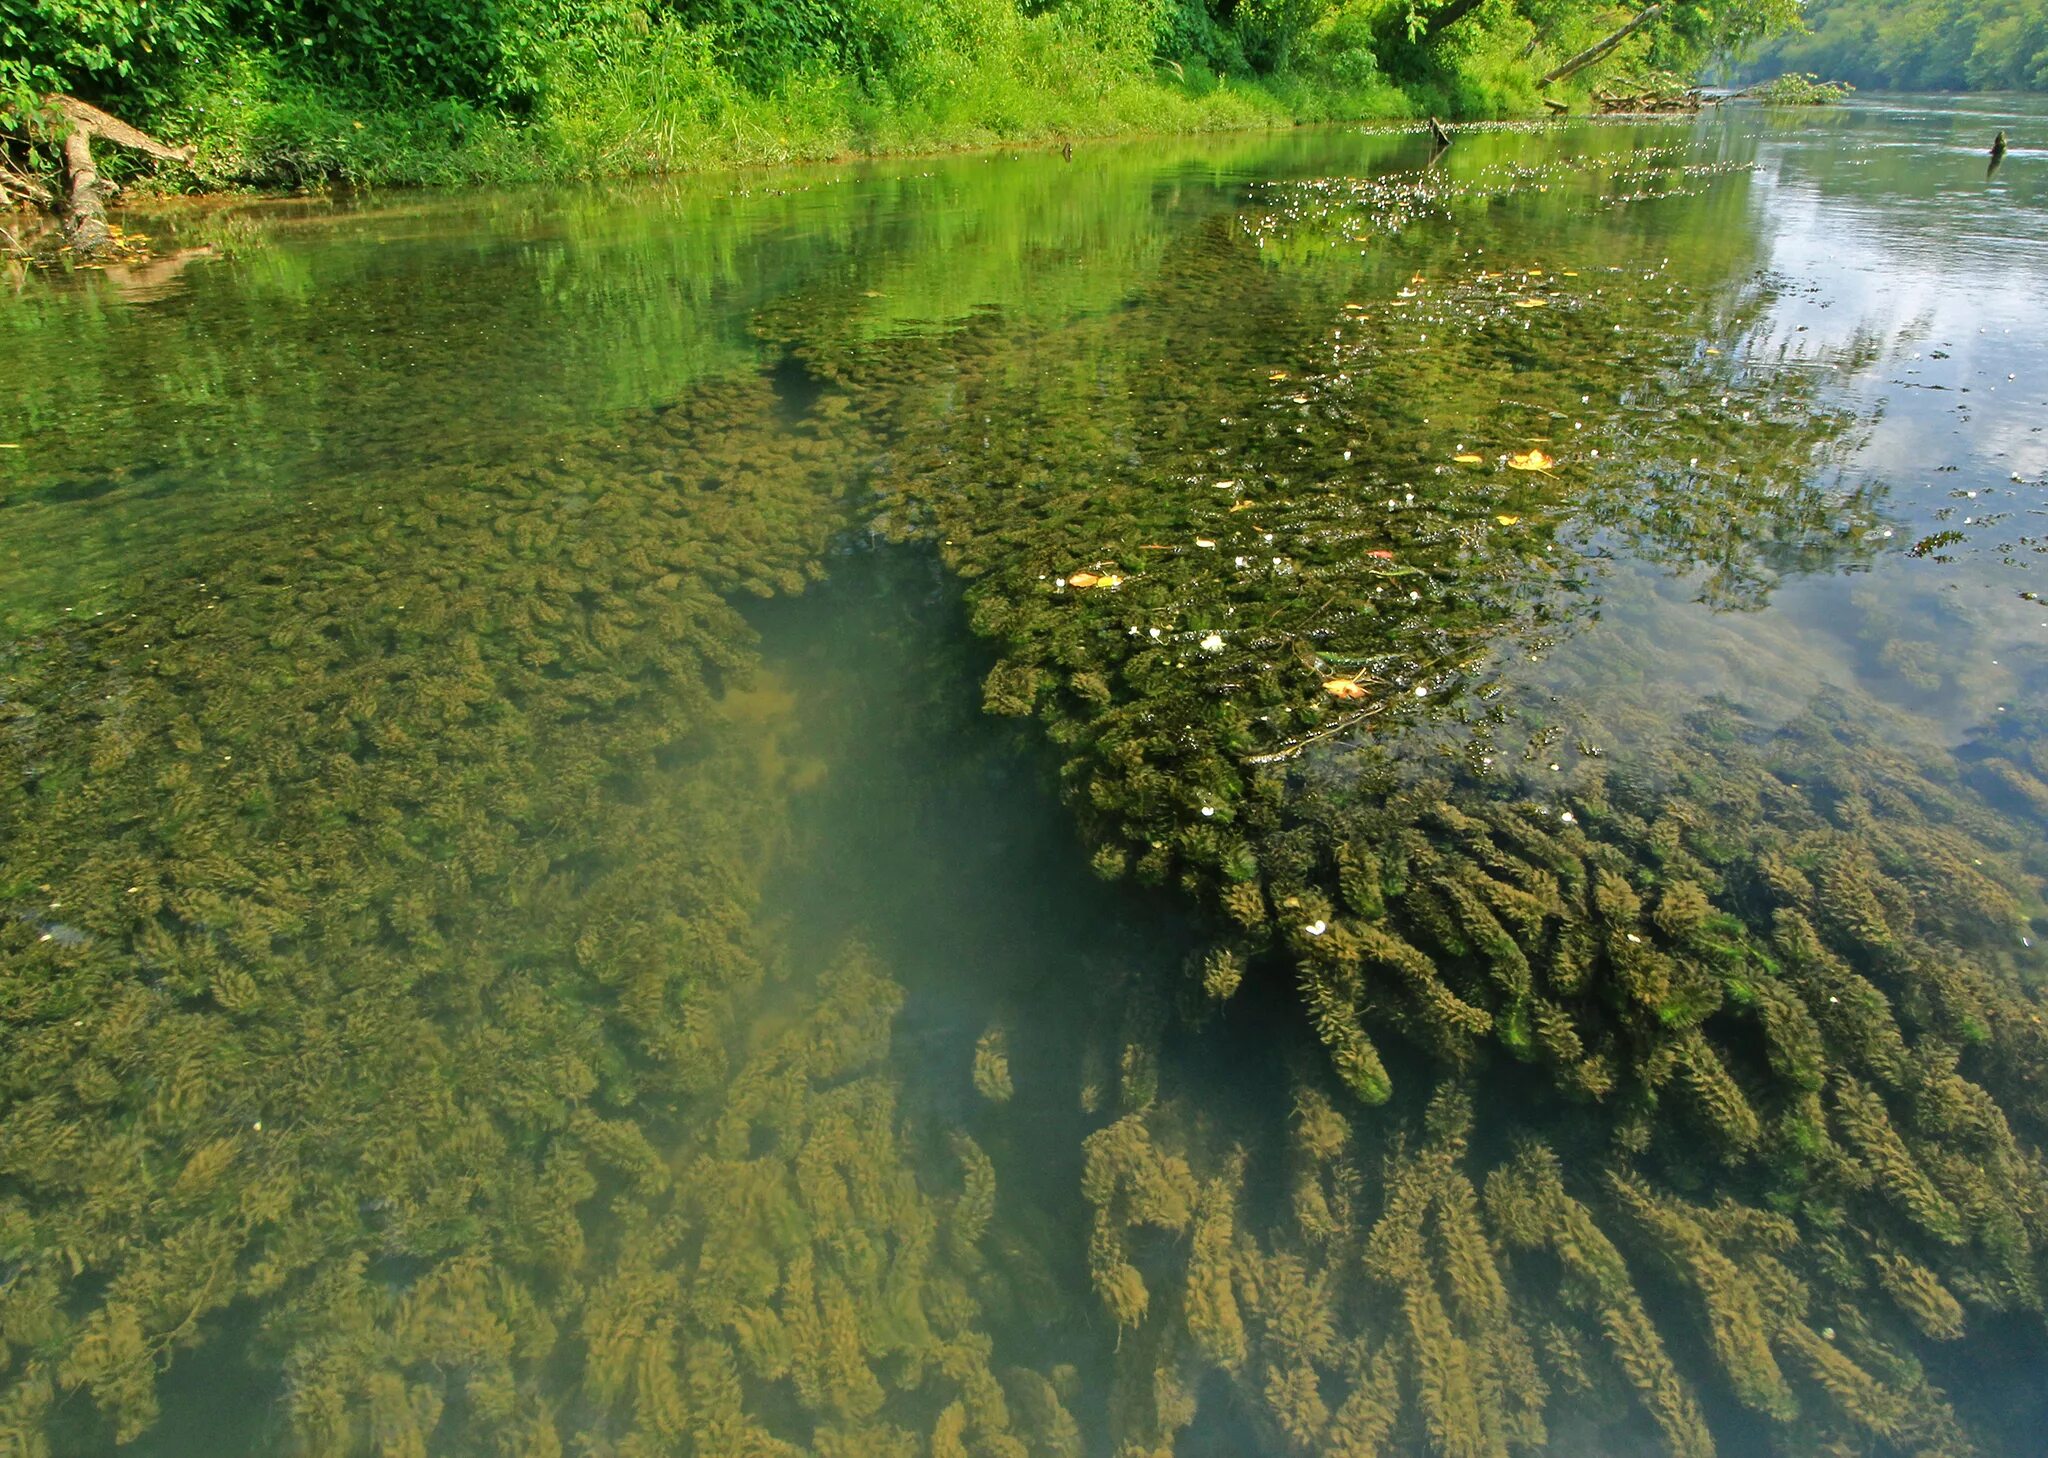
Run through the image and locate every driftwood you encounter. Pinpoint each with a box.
[2,150,53,210]
[1596,87,1704,113]
[10,95,197,260]
[48,96,197,169]
[1428,116,1454,148]
[1539,3,1667,88]
[60,126,113,257]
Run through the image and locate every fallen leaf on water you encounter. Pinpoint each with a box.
[1507,450,1556,472]
[1453,454,1484,464]
[1705,347,1721,355]
[1514,298,1549,309]
[1229,500,1257,512]
[1269,371,1291,381]
[1367,549,1396,560]
[1323,677,1371,700]
[1496,514,1522,525]
[1067,571,1101,588]
[1195,537,1216,548]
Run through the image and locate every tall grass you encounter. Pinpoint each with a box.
[139,5,1428,188]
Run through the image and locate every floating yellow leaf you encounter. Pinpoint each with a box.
[1323,677,1370,701]
[1496,514,1522,525]
[1229,500,1256,513]
[1453,454,1484,465]
[1067,571,1100,588]
[1514,297,1549,309]
[1507,450,1556,472]
[1705,347,1721,355]
[1268,371,1291,381]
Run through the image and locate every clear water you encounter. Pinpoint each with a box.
[3,98,2046,1457]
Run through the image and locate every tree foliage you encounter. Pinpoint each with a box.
[1754,0,2048,91]
[0,0,1803,181]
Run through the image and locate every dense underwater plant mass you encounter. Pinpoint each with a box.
[3,108,2047,1456]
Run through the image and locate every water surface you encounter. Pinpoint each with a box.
[3,99,2047,1457]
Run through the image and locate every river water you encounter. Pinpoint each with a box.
[3,96,2046,1456]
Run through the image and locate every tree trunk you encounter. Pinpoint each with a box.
[1539,3,1667,88]
[1422,0,1492,41]
[18,96,197,261]
[60,127,112,259]
[48,95,197,167]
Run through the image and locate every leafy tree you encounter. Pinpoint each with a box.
[1760,0,2048,91]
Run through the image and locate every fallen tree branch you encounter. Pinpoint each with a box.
[1539,3,1667,88]
[2,145,54,210]
[27,95,196,261]
[48,95,197,168]
[61,127,113,257]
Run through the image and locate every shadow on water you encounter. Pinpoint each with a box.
[744,542,1324,1439]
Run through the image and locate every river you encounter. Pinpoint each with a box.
[2,95,2046,1456]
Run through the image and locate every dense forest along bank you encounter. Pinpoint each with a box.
[1746,0,2048,94]
[0,0,1808,209]
[4,99,2048,1456]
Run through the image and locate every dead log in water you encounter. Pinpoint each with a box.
[11,95,196,261]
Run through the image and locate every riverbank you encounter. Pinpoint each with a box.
[4,0,1587,228]
[138,63,1423,192]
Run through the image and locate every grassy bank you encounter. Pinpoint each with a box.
[149,41,1422,190]
[3,0,1792,198]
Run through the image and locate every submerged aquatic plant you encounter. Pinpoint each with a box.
[0,357,1097,1453]
[3,130,2044,1457]
[742,140,2048,1453]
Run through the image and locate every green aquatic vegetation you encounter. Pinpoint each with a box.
[1080,1070,2002,1455]
[0,339,1119,1452]
[972,1026,1015,1104]
[6,115,2048,1457]
[1743,73,1856,105]
[719,136,2048,1453]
